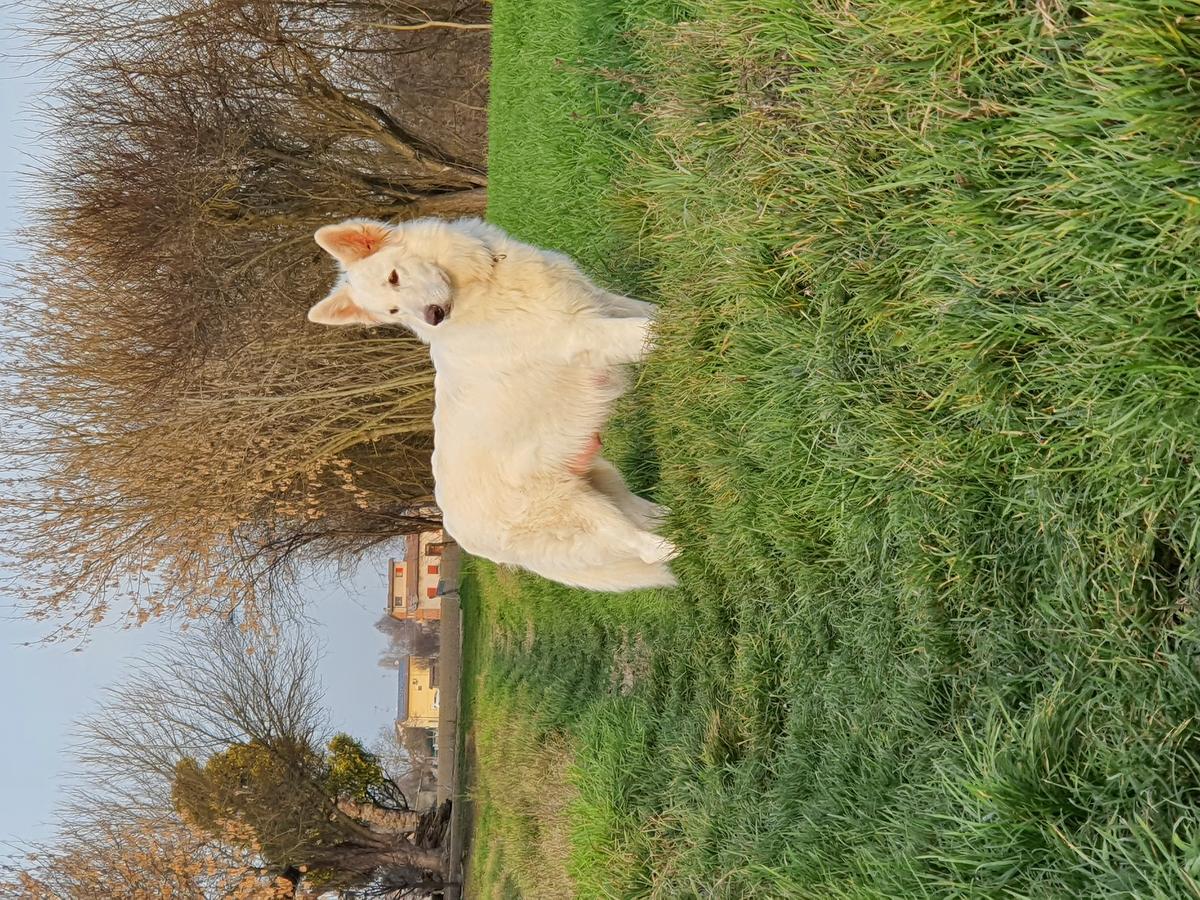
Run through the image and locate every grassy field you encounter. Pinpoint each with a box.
[464,0,1200,896]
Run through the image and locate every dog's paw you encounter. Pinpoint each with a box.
[620,316,655,358]
[637,536,679,565]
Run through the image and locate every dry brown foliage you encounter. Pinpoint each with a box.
[0,817,298,900]
[2,0,490,637]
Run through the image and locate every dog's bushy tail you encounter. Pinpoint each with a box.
[539,559,677,593]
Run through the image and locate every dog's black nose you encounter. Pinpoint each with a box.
[424,305,446,326]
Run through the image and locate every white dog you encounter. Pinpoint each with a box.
[307,216,677,591]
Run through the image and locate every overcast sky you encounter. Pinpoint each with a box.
[0,11,401,852]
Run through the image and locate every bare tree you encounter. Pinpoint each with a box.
[370,725,438,813]
[396,726,440,804]
[1,624,452,897]
[375,615,441,668]
[3,0,490,637]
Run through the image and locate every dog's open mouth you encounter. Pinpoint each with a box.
[424,304,448,326]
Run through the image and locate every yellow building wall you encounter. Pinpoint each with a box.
[403,657,439,728]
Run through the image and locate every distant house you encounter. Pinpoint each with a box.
[387,529,447,622]
[395,655,440,730]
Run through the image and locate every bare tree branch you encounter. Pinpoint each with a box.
[3,0,490,638]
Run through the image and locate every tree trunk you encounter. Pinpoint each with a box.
[336,798,421,834]
[306,840,446,880]
[399,188,488,221]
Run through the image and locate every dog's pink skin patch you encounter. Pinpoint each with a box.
[567,433,603,476]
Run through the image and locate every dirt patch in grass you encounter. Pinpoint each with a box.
[608,628,651,697]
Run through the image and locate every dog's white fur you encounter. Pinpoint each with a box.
[307,216,677,591]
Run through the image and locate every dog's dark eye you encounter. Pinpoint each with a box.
[388,270,399,286]
[388,307,400,315]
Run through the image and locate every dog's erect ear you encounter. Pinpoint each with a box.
[307,284,377,326]
[314,219,392,266]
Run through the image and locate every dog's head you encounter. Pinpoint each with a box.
[307,218,492,341]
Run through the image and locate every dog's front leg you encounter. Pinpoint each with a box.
[559,316,654,366]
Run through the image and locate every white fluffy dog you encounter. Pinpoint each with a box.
[307,216,677,591]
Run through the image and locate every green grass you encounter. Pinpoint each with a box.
[469,0,1200,896]
[459,565,585,900]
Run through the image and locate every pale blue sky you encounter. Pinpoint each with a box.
[0,13,400,851]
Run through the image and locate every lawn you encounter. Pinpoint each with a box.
[463,1,1200,897]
